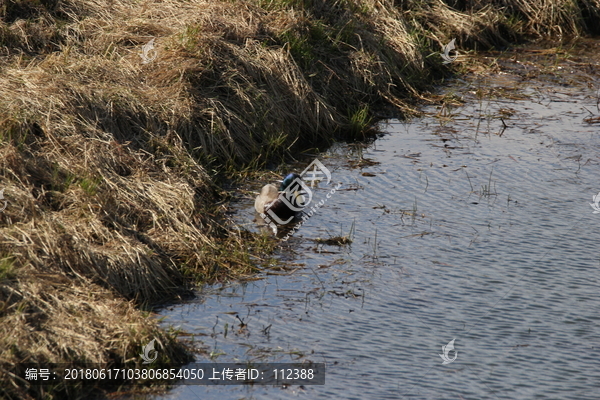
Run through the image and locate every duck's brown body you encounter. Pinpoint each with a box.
[255,173,304,224]
[254,184,279,214]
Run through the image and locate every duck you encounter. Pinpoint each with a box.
[255,173,304,224]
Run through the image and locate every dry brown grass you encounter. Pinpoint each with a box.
[0,0,599,398]
[0,264,191,399]
[501,0,600,36]
[410,2,515,49]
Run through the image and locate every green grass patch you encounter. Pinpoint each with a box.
[0,256,17,282]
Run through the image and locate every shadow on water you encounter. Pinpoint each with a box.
[152,40,600,400]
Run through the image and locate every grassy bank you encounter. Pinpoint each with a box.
[1,0,599,398]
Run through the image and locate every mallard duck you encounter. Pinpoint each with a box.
[255,173,303,224]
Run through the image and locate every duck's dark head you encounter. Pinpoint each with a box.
[279,173,302,191]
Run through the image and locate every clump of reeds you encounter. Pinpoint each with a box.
[314,236,353,246]
[314,220,355,246]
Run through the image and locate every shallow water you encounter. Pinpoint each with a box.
[153,43,600,399]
